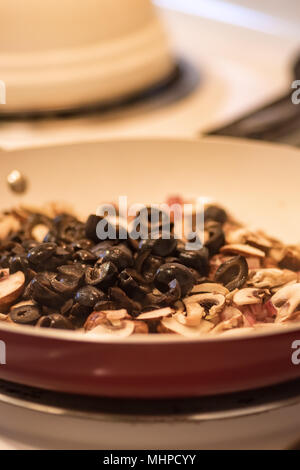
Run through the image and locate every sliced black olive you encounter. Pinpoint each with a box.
[27,242,57,265]
[73,249,97,264]
[130,207,173,239]
[9,254,30,274]
[22,240,39,251]
[85,261,118,287]
[53,213,78,229]
[43,231,58,243]
[109,287,141,315]
[86,214,128,243]
[94,300,120,311]
[10,242,25,256]
[134,248,152,274]
[37,313,74,330]
[66,302,90,327]
[146,279,181,307]
[118,268,149,300]
[71,239,94,251]
[215,255,248,291]
[100,244,133,271]
[54,246,72,261]
[75,286,106,308]
[30,273,65,308]
[142,255,163,283]
[58,219,85,243]
[278,253,300,272]
[204,206,227,225]
[154,262,195,297]
[60,298,74,315]
[91,240,115,257]
[139,236,177,257]
[178,247,209,276]
[204,223,225,256]
[50,274,80,297]
[10,304,41,325]
[85,214,104,242]
[42,246,72,271]
[57,264,85,281]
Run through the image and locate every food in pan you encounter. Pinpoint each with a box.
[0,199,300,338]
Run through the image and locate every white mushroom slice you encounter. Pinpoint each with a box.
[86,320,135,337]
[176,303,204,326]
[270,280,297,293]
[31,224,50,243]
[0,215,20,240]
[212,307,244,333]
[136,307,174,321]
[184,293,225,320]
[191,283,229,296]
[220,244,265,258]
[269,245,286,263]
[225,288,238,302]
[161,316,214,337]
[105,309,129,327]
[248,268,297,289]
[233,288,266,306]
[226,228,272,249]
[271,283,300,323]
[0,271,25,310]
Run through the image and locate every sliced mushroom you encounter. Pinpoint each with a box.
[105,309,130,327]
[86,319,135,337]
[0,271,25,311]
[31,224,50,243]
[233,288,267,306]
[160,316,214,337]
[225,288,239,302]
[270,281,297,293]
[84,309,130,331]
[183,293,225,320]
[191,282,229,296]
[84,311,106,331]
[175,302,204,326]
[248,268,297,289]
[226,228,272,250]
[271,283,300,323]
[212,306,244,333]
[220,244,265,258]
[0,214,20,240]
[136,307,174,321]
[268,244,286,264]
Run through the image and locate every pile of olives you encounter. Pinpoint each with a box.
[0,205,248,330]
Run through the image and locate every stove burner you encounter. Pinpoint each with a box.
[1,378,300,422]
[0,60,200,123]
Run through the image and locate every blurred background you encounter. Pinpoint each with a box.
[0,0,300,148]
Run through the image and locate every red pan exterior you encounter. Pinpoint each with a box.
[0,327,300,398]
